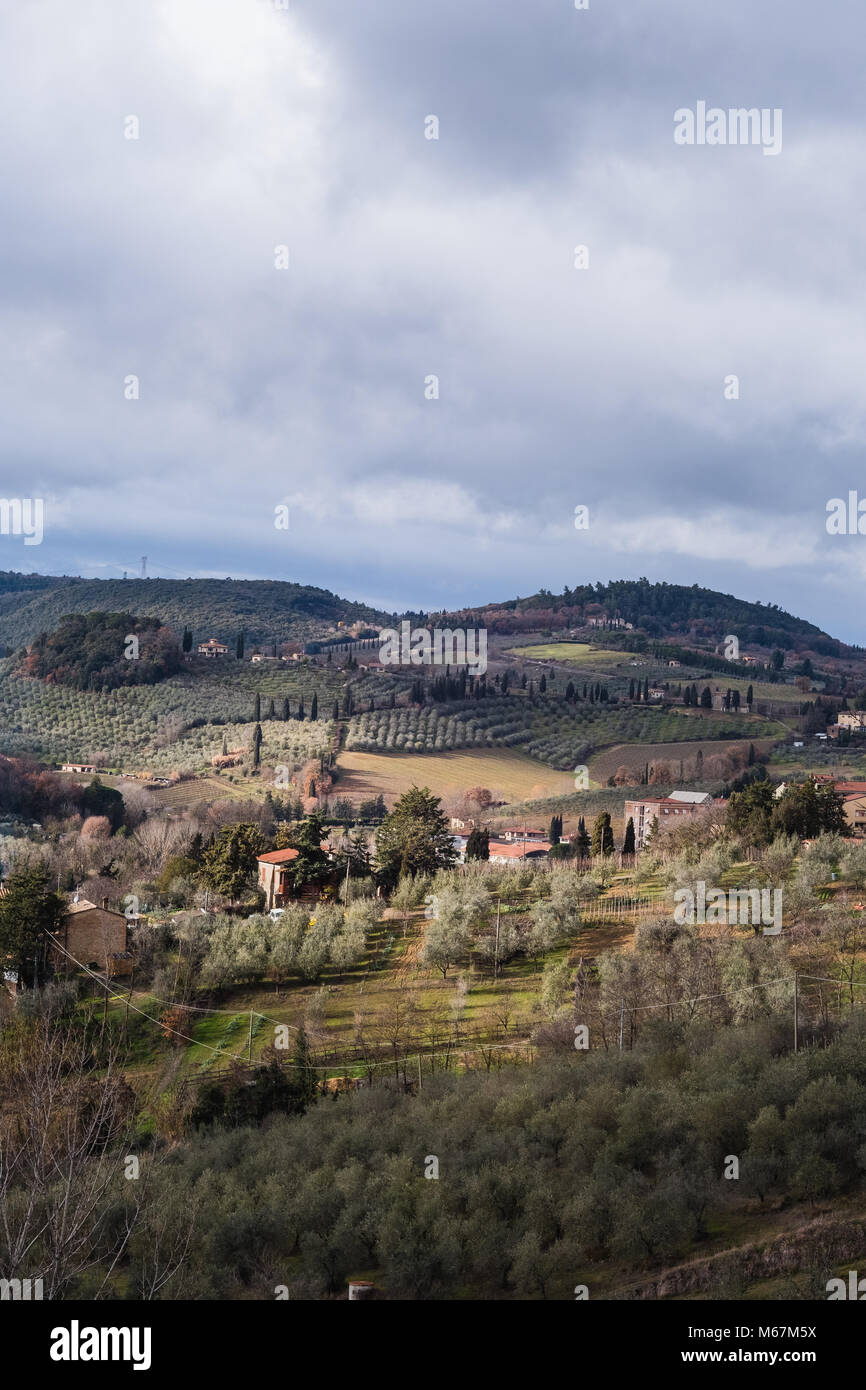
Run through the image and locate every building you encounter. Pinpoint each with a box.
[835,711,866,732]
[843,793,866,836]
[500,827,546,843]
[257,845,331,909]
[623,790,712,849]
[49,898,132,977]
[61,763,97,774]
[197,638,228,658]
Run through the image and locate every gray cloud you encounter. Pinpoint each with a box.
[1,0,863,638]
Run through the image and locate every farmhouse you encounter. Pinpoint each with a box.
[197,638,228,658]
[61,763,97,773]
[257,845,331,909]
[500,827,546,843]
[49,897,132,978]
[834,711,866,733]
[624,790,712,849]
[843,794,866,837]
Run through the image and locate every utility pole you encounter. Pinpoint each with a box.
[619,998,625,1051]
[248,1009,254,1064]
[494,896,501,981]
[344,846,351,907]
[793,973,799,1054]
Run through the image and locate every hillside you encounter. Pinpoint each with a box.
[440,578,847,658]
[0,571,852,660]
[0,573,391,651]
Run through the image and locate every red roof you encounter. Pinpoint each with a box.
[258,843,331,865]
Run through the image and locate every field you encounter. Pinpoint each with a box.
[507,642,625,666]
[588,736,779,784]
[335,747,577,806]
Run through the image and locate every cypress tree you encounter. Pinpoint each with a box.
[311,693,318,720]
[622,817,636,855]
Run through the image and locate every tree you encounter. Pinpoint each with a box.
[251,722,262,769]
[591,812,614,857]
[333,700,339,721]
[0,863,65,986]
[771,650,785,671]
[574,816,590,859]
[375,787,457,888]
[549,814,562,845]
[282,698,290,720]
[200,823,267,900]
[280,813,332,891]
[622,817,636,855]
[253,692,261,721]
[81,777,124,832]
[700,686,712,709]
[236,632,245,660]
[182,627,192,653]
[311,693,318,721]
[465,828,490,861]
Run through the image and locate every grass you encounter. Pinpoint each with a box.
[507,642,625,666]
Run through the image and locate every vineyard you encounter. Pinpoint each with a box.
[344,696,781,770]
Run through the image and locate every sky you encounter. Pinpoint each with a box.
[2,0,866,640]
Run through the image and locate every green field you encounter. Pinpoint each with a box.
[507,642,625,666]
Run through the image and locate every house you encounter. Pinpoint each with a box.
[49,897,132,978]
[250,653,278,664]
[500,827,546,843]
[623,791,712,849]
[647,687,666,701]
[197,639,228,658]
[450,816,475,830]
[61,763,97,774]
[834,711,866,732]
[668,660,681,668]
[257,844,331,909]
[741,655,759,665]
[843,793,866,837]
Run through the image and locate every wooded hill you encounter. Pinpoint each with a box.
[0,573,391,650]
[0,571,849,659]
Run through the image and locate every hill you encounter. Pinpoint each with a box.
[0,573,391,651]
[0,572,857,672]
[439,578,848,658]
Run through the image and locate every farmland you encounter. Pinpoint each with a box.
[588,736,780,784]
[506,642,626,666]
[335,748,577,807]
[344,696,782,771]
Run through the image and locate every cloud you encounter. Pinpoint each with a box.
[1,0,865,637]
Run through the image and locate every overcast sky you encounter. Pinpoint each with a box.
[2,0,865,639]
